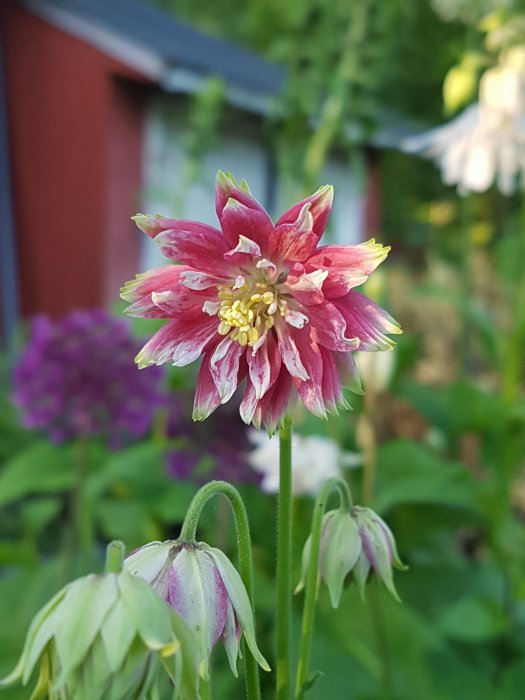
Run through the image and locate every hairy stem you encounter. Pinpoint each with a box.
[295,478,352,698]
[179,480,261,700]
[276,420,293,700]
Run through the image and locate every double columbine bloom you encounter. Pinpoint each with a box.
[122,171,401,431]
[1,563,200,699]
[297,506,406,607]
[125,539,270,677]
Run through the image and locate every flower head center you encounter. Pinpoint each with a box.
[216,276,287,347]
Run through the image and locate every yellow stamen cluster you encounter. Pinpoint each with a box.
[217,280,287,346]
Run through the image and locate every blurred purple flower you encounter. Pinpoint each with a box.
[166,392,258,485]
[11,310,165,445]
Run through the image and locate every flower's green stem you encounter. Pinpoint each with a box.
[105,540,125,574]
[179,481,261,700]
[63,438,94,578]
[294,478,352,698]
[277,420,293,700]
[502,196,525,404]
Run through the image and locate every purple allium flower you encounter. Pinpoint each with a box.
[166,393,258,486]
[11,310,165,445]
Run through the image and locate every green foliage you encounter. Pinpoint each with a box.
[4,2,525,698]
[374,439,476,512]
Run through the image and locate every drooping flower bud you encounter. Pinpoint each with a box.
[296,508,361,608]
[125,540,270,677]
[351,506,407,602]
[296,507,406,608]
[0,560,201,699]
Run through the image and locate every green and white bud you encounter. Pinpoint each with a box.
[296,507,406,608]
[125,539,270,678]
[351,506,407,602]
[296,509,361,608]
[1,542,201,700]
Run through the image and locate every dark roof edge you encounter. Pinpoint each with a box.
[21,0,282,115]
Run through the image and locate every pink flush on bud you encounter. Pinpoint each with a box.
[121,171,401,432]
[296,507,406,608]
[125,540,269,678]
[350,506,407,602]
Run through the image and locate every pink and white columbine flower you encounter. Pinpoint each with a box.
[121,171,401,432]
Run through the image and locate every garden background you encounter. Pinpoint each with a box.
[1,0,525,698]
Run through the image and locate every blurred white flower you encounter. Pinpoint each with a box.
[247,430,361,496]
[355,349,395,394]
[403,49,525,196]
[431,0,510,25]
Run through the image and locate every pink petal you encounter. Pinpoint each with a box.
[290,327,327,418]
[307,240,390,275]
[132,214,181,239]
[284,309,309,329]
[223,235,264,268]
[216,171,270,222]
[306,301,360,352]
[240,380,259,425]
[193,345,222,421]
[224,235,261,258]
[333,291,402,351]
[121,265,188,308]
[247,331,281,399]
[268,203,318,263]
[219,197,273,252]
[276,323,309,381]
[335,351,363,395]
[254,368,295,433]
[150,290,214,320]
[312,269,368,299]
[285,264,327,306]
[154,222,231,274]
[135,316,218,368]
[180,270,228,290]
[306,240,390,298]
[210,337,246,403]
[276,185,333,240]
[319,347,349,414]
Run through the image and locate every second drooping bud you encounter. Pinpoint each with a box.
[125,539,270,677]
[296,506,406,608]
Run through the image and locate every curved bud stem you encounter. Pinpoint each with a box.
[179,480,262,700]
[294,477,353,698]
[105,540,125,574]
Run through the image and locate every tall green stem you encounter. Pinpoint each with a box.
[502,195,525,404]
[73,439,94,562]
[179,481,261,700]
[276,420,293,700]
[459,196,473,374]
[294,478,352,698]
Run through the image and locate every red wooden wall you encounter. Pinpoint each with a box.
[1,2,149,317]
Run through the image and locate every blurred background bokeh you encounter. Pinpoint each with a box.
[1,0,525,698]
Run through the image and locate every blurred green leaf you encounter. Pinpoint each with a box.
[0,441,76,507]
[500,660,525,700]
[88,441,196,525]
[19,497,62,535]
[437,596,509,642]
[447,380,504,433]
[94,500,161,546]
[0,541,36,567]
[374,440,476,512]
